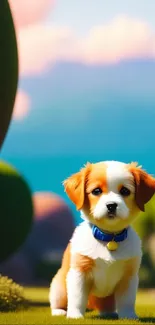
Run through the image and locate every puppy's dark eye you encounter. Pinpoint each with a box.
[120,186,131,196]
[92,188,102,196]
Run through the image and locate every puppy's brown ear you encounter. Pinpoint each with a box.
[63,163,91,210]
[129,162,155,211]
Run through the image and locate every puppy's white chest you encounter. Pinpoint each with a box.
[71,222,142,262]
[71,221,142,297]
[91,258,124,297]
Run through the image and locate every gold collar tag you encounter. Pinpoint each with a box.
[107,240,118,251]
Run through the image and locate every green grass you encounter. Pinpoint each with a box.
[0,287,155,324]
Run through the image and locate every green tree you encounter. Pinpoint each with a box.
[0,0,18,149]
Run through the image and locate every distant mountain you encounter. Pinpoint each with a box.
[20,58,155,97]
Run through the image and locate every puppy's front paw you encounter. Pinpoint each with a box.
[67,310,84,319]
[100,312,118,320]
[119,311,138,320]
[52,309,66,316]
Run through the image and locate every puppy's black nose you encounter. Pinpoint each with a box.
[106,202,118,213]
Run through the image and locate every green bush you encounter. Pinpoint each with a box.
[133,195,155,288]
[139,251,155,288]
[0,274,27,312]
[0,160,33,263]
[133,195,155,239]
[0,0,18,149]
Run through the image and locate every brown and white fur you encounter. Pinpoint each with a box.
[49,161,155,319]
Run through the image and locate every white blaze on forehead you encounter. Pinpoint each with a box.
[104,161,134,192]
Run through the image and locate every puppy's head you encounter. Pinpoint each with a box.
[63,161,155,232]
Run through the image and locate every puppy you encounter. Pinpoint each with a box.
[49,161,155,319]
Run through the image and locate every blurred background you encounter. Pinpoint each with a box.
[0,0,155,289]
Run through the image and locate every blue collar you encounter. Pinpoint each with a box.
[91,225,128,243]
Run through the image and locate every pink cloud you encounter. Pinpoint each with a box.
[80,16,155,64]
[8,6,155,78]
[9,0,55,28]
[17,25,75,76]
[13,90,31,121]
[17,16,155,77]
[9,14,155,121]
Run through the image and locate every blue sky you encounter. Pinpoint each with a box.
[1,0,155,201]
